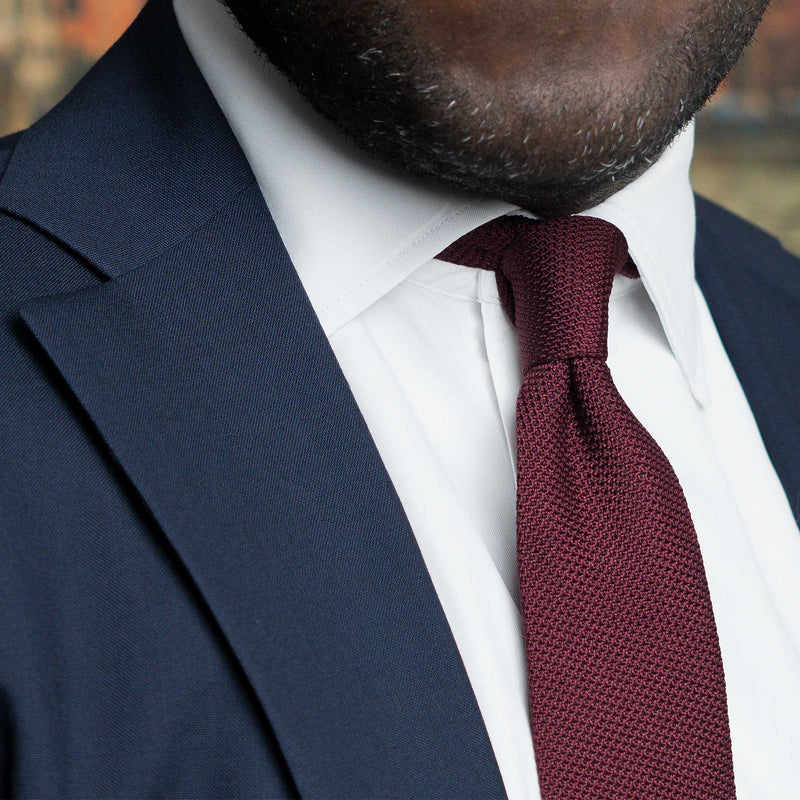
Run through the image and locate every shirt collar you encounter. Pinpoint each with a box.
[174,0,705,402]
[584,128,706,403]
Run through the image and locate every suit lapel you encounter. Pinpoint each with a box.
[19,183,505,798]
[2,0,504,795]
[695,196,800,523]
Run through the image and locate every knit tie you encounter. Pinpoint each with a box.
[438,216,736,800]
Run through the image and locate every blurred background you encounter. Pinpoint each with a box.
[1,0,798,254]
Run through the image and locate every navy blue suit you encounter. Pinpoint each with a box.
[1,0,798,796]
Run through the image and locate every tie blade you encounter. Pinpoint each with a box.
[516,359,735,800]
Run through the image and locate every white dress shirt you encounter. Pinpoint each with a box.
[174,1,800,796]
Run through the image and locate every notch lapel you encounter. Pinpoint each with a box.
[19,184,505,798]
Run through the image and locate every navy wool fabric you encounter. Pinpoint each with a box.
[695,197,800,522]
[0,1,506,797]
[0,0,799,796]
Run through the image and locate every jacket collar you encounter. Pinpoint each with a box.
[0,0,252,280]
[2,1,505,796]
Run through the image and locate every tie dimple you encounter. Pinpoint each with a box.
[439,216,633,370]
[438,216,736,800]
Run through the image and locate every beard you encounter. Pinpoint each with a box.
[220,0,768,216]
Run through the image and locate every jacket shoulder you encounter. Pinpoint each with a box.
[695,194,800,285]
[0,130,20,161]
[0,131,22,182]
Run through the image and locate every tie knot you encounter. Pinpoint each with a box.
[439,215,634,372]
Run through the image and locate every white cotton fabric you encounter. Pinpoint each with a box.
[175,2,800,797]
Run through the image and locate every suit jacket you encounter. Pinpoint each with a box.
[1,0,798,796]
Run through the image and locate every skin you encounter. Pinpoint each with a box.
[221,0,769,216]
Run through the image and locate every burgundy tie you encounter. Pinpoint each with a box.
[438,216,736,800]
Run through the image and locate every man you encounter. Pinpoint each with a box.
[1,0,798,796]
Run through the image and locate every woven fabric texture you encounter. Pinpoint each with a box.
[438,216,736,800]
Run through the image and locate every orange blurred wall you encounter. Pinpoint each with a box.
[59,0,146,61]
